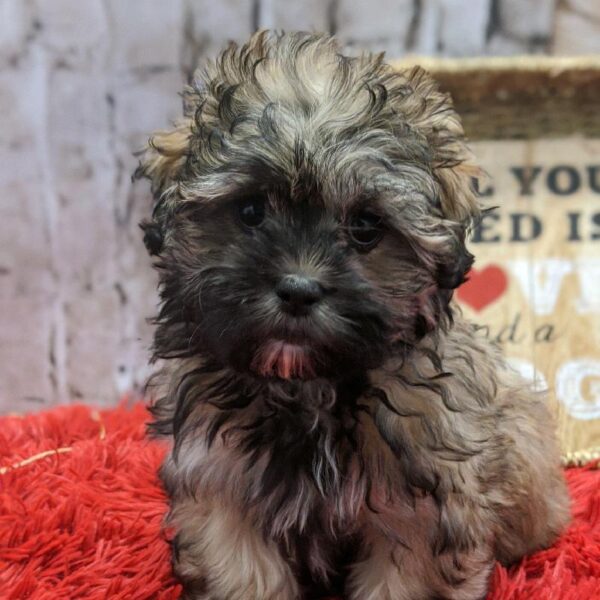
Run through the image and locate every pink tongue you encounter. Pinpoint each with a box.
[253,341,314,379]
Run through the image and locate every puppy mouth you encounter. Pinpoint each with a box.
[250,339,316,380]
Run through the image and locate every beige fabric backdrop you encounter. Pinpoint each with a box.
[460,138,600,453]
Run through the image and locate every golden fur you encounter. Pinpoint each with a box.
[138,31,570,600]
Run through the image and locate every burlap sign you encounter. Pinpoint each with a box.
[393,57,600,454]
[464,138,600,454]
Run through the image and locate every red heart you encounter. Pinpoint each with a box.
[456,265,508,312]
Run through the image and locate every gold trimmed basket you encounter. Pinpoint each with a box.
[392,56,600,140]
[389,56,600,457]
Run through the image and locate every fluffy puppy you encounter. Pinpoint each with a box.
[137,31,570,600]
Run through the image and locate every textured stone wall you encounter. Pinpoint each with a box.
[1,0,599,413]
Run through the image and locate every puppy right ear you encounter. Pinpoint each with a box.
[139,219,164,256]
[135,119,193,256]
[135,118,193,198]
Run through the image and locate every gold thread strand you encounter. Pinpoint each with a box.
[90,410,107,440]
[0,410,108,475]
[0,447,73,475]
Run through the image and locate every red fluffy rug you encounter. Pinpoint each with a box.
[1,403,599,600]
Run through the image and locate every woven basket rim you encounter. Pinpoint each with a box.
[390,55,600,74]
[389,56,600,140]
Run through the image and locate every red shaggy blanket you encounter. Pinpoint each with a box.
[1,403,599,599]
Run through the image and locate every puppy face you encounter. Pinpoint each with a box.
[138,32,480,381]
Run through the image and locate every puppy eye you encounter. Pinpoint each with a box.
[237,197,266,229]
[348,210,384,249]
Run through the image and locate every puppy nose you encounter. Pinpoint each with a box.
[276,274,324,315]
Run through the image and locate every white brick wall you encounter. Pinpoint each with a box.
[1,0,598,412]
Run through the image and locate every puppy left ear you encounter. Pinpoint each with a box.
[435,156,483,225]
[437,241,474,290]
[435,157,482,289]
[399,66,483,224]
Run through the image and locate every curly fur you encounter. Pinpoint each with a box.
[136,31,570,600]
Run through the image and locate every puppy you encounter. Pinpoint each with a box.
[137,31,570,600]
